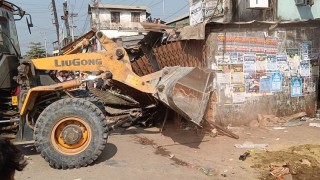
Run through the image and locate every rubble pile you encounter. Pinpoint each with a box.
[249,112,307,128]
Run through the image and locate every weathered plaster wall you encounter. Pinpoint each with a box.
[205,26,320,126]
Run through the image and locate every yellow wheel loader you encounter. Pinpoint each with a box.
[0,1,213,169]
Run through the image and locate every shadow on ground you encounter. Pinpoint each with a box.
[17,143,39,156]
[94,143,118,164]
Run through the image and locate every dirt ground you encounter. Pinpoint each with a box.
[15,119,320,180]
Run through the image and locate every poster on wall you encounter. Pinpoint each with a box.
[244,73,260,93]
[232,84,246,103]
[300,60,311,77]
[286,48,299,57]
[311,60,319,77]
[216,73,231,84]
[230,52,243,64]
[271,72,283,92]
[243,54,256,73]
[266,55,277,72]
[301,41,312,60]
[218,84,232,104]
[303,78,316,94]
[231,64,244,83]
[260,75,271,93]
[256,53,267,73]
[216,55,230,65]
[218,64,230,73]
[288,55,300,77]
[276,53,289,74]
[291,77,302,97]
[190,1,204,25]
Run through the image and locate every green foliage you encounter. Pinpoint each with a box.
[24,42,46,59]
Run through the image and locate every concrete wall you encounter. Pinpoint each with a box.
[205,26,320,126]
[278,0,320,20]
[91,8,146,30]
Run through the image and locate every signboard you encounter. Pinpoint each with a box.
[190,1,204,25]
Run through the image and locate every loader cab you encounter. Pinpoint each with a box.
[0,3,21,56]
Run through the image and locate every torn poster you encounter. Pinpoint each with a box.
[219,83,232,104]
[271,72,283,92]
[232,84,246,103]
[303,78,316,94]
[310,60,319,77]
[216,73,231,84]
[291,77,302,97]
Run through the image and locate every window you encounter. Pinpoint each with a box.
[111,12,120,23]
[131,12,140,22]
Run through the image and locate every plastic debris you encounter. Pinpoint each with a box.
[235,141,268,149]
[200,167,215,176]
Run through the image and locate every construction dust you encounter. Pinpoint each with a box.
[249,144,320,180]
[133,135,190,166]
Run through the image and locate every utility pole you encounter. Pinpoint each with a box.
[41,32,48,57]
[61,0,71,38]
[51,0,60,50]
[70,13,78,42]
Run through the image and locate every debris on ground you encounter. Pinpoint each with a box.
[239,152,250,161]
[235,141,268,149]
[269,162,291,178]
[300,159,311,167]
[250,144,320,180]
[200,167,216,176]
[309,122,320,127]
[300,117,320,122]
[249,113,308,128]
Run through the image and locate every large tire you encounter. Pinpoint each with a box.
[34,98,108,169]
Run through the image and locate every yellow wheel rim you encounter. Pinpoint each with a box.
[51,117,91,155]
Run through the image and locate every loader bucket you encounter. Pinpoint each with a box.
[154,67,214,126]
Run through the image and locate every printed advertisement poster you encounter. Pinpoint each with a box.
[271,72,283,92]
[291,77,302,97]
[243,54,256,73]
[260,76,271,93]
[219,84,232,104]
[256,53,267,73]
[244,73,260,93]
[301,41,312,60]
[300,60,310,77]
[266,55,277,72]
[218,65,230,73]
[310,60,319,77]
[231,64,244,83]
[190,1,204,25]
[303,78,316,94]
[276,53,289,73]
[230,52,243,64]
[232,84,246,103]
[216,55,230,64]
[288,55,300,77]
[216,73,231,84]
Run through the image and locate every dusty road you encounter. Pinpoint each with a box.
[16,120,320,180]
